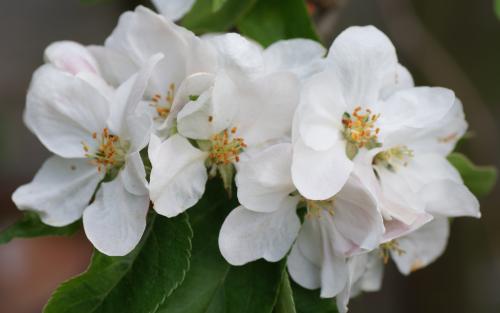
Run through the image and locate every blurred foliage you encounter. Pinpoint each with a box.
[182,0,257,33]
[495,0,500,19]
[238,0,319,47]
[0,212,80,244]
[448,152,497,197]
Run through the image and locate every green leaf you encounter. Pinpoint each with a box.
[274,271,296,313]
[44,213,192,313]
[212,0,228,12]
[237,0,320,47]
[158,179,285,313]
[495,0,500,19]
[182,0,257,34]
[0,212,80,245]
[292,281,338,313]
[447,152,497,197]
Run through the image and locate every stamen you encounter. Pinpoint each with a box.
[379,240,405,264]
[208,128,247,165]
[373,145,413,172]
[342,107,382,159]
[150,83,176,120]
[81,128,129,174]
[305,198,335,219]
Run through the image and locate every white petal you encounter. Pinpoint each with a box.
[205,33,264,75]
[12,156,102,226]
[105,6,190,93]
[380,87,456,137]
[420,180,480,218]
[333,175,384,251]
[44,41,99,75]
[152,0,196,21]
[88,45,138,86]
[83,175,149,256]
[109,54,162,152]
[121,152,148,196]
[149,134,208,217]
[226,71,300,146]
[376,166,425,224]
[219,196,300,266]
[382,213,433,243]
[380,63,414,99]
[109,53,163,137]
[287,241,321,290]
[392,218,449,275]
[148,133,163,165]
[25,65,110,158]
[163,72,216,134]
[296,70,346,151]
[236,143,295,213]
[393,153,462,195]
[359,252,384,292]
[263,39,326,79]
[409,98,467,156]
[294,218,348,297]
[292,138,353,200]
[327,25,398,106]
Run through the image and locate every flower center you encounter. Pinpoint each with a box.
[373,145,413,172]
[150,83,175,120]
[82,128,130,174]
[379,240,406,264]
[208,127,247,165]
[342,106,381,159]
[305,198,335,219]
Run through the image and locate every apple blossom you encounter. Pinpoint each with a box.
[218,143,385,296]
[12,52,162,256]
[292,26,461,201]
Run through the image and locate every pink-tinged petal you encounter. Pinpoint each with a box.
[44,41,99,75]
[333,175,385,252]
[392,218,450,275]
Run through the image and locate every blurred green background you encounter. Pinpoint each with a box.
[0,0,498,312]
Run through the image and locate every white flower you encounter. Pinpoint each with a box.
[218,143,384,288]
[205,33,326,80]
[89,6,217,135]
[149,69,300,217]
[12,52,162,256]
[292,26,460,201]
[353,95,479,241]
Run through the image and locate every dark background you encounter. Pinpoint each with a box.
[0,0,498,312]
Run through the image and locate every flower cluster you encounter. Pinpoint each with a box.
[12,4,480,312]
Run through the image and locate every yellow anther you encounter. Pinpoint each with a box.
[305,198,335,219]
[82,128,129,174]
[379,240,406,264]
[150,84,176,120]
[373,145,413,172]
[209,128,247,165]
